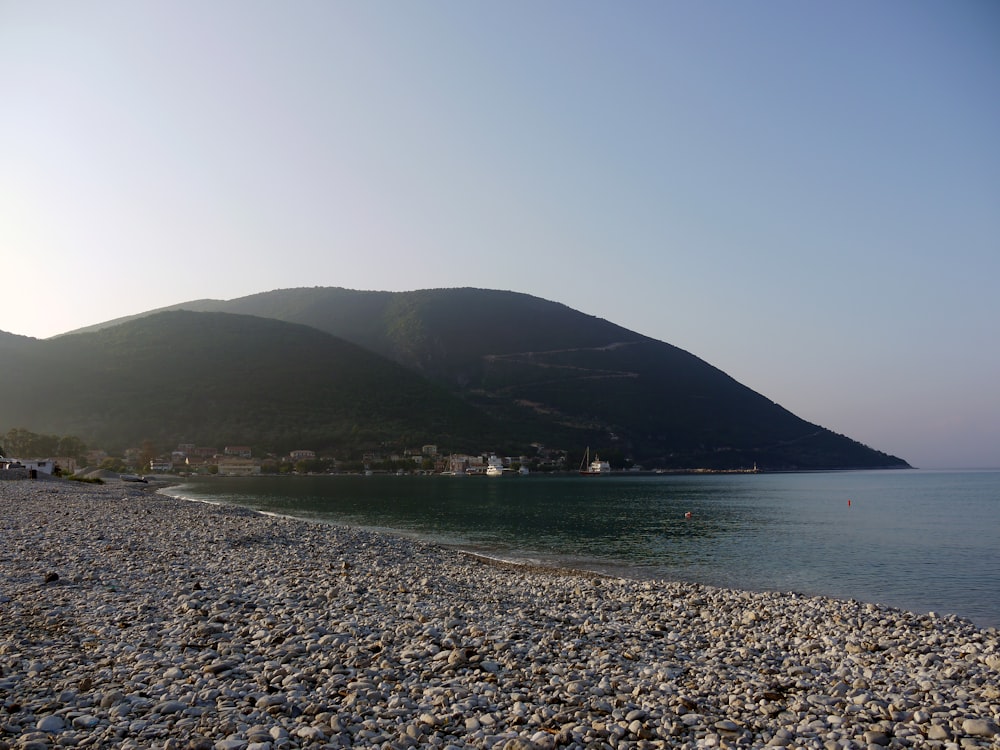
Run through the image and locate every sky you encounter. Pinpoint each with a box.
[1,2,998,469]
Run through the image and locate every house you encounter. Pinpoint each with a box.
[224,446,252,458]
[7,459,56,475]
[217,457,260,476]
[448,453,484,474]
[0,457,28,479]
[183,456,213,471]
[149,459,173,473]
[289,449,316,461]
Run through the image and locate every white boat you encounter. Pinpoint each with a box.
[485,454,505,477]
[579,447,610,475]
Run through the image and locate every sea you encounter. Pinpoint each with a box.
[161,469,1000,630]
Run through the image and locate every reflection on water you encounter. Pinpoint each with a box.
[165,471,1000,628]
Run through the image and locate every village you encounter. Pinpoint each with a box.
[0,440,578,480]
[142,442,561,477]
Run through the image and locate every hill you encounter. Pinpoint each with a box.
[0,311,501,455]
[56,287,909,470]
[0,330,37,348]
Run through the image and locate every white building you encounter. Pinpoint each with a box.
[217,457,261,476]
[1,458,55,474]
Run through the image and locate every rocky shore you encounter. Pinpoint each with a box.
[1,478,997,750]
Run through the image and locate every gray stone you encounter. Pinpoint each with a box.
[501,740,538,750]
[36,715,66,733]
[255,694,286,708]
[962,718,998,738]
[293,726,325,741]
[863,730,890,745]
[154,700,187,714]
[926,724,952,740]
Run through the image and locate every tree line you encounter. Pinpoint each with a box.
[1,427,88,461]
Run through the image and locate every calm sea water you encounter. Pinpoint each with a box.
[163,470,1000,629]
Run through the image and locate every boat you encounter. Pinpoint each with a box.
[485,454,505,477]
[579,447,611,475]
[120,474,148,483]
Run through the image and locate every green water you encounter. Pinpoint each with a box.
[164,470,1000,628]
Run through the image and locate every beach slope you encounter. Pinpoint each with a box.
[1,479,997,749]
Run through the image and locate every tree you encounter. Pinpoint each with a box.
[4,428,34,456]
[56,435,88,461]
[295,458,335,474]
[100,456,127,473]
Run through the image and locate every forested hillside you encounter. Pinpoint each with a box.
[0,312,502,455]
[44,288,909,470]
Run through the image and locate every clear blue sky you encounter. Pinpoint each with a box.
[2,1,998,468]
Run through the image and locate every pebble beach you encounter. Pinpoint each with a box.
[1,478,997,750]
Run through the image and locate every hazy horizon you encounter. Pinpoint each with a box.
[2,2,997,469]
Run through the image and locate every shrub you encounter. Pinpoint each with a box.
[68,474,104,484]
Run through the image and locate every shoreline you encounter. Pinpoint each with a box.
[157,473,1000,631]
[1,477,998,749]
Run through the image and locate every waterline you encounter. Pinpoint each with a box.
[164,470,1000,628]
